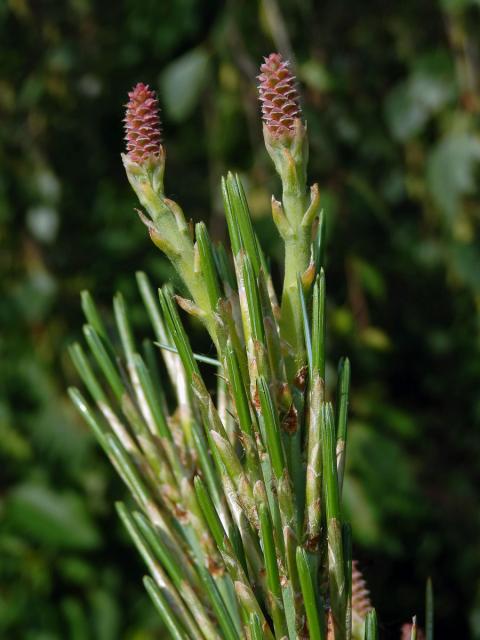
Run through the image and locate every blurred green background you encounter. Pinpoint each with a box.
[1,0,480,638]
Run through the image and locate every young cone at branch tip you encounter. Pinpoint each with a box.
[258,53,317,377]
[121,83,218,341]
[122,82,166,212]
[124,83,162,163]
[257,52,307,188]
[351,560,372,638]
[258,53,301,138]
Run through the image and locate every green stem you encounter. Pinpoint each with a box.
[170,239,219,346]
[281,221,310,378]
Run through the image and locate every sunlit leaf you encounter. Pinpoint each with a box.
[385,53,455,141]
[160,47,210,122]
[427,133,480,220]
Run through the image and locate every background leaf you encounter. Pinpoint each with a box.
[427,133,480,220]
[160,47,210,122]
[5,484,101,550]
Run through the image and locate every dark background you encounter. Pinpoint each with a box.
[1,0,480,638]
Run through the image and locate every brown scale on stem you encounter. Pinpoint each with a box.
[281,403,298,434]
